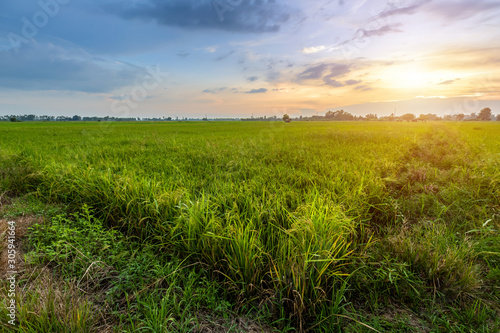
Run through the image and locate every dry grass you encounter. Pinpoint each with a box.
[0,215,106,332]
[0,216,40,278]
[195,315,276,333]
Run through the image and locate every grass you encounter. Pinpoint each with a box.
[0,120,499,332]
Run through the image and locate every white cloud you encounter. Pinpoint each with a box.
[302,45,340,54]
[302,45,327,54]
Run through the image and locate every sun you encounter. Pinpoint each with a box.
[383,63,434,90]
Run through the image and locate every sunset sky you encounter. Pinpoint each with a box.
[1,0,499,118]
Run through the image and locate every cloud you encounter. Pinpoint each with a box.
[298,63,351,87]
[345,79,362,85]
[328,64,351,77]
[373,1,500,22]
[302,45,341,54]
[324,76,344,87]
[245,88,268,94]
[439,78,460,85]
[425,1,500,20]
[202,87,227,94]
[356,24,403,38]
[247,76,259,82]
[303,45,327,54]
[336,23,404,51]
[204,46,218,53]
[298,63,330,80]
[374,1,429,19]
[0,42,147,93]
[215,50,235,61]
[337,24,403,48]
[177,51,189,57]
[109,93,156,101]
[103,0,296,34]
[354,84,372,91]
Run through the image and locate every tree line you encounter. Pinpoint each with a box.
[2,108,498,123]
[282,108,498,122]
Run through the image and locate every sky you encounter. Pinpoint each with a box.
[1,0,499,118]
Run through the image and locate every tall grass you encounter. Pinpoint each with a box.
[1,121,499,330]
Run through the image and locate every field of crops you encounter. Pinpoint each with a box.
[1,121,499,332]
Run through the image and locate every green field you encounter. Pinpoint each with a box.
[1,121,499,332]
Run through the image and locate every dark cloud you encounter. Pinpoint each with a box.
[354,84,372,91]
[298,63,329,80]
[103,0,296,33]
[202,87,227,94]
[356,24,403,38]
[345,79,362,85]
[177,51,189,57]
[339,24,403,48]
[247,76,259,82]
[0,42,147,93]
[324,76,344,87]
[298,63,351,87]
[215,50,236,61]
[245,88,268,94]
[328,64,351,77]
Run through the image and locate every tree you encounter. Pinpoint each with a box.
[417,114,428,122]
[325,109,354,121]
[400,113,416,122]
[456,114,465,121]
[72,115,82,121]
[283,114,291,123]
[365,113,378,120]
[478,108,492,121]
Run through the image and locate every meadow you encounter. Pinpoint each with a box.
[0,121,499,332]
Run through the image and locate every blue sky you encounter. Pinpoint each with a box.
[1,0,499,118]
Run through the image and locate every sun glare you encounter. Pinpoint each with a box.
[383,64,433,90]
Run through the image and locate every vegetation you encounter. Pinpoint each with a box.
[478,108,493,121]
[0,121,499,332]
[2,108,498,123]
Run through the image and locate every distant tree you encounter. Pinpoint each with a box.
[283,114,291,123]
[497,114,500,121]
[400,113,416,122]
[466,113,477,121]
[478,108,492,121]
[72,115,82,121]
[325,109,354,121]
[365,113,378,120]
[456,114,465,121]
[9,117,18,122]
[424,114,442,121]
[417,114,428,122]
